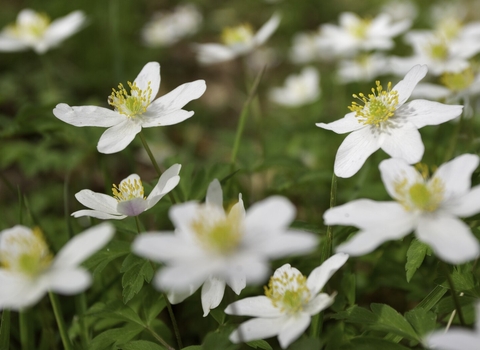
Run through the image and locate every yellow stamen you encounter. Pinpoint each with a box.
[440,68,475,92]
[108,81,152,117]
[221,24,254,46]
[347,18,371,39]
[112,178,146,202]
[427,40,449,61]
[7,12,50,39]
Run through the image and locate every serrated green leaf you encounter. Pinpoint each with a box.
[331,305,378,324]
[121,254,154,304]
[89,325,144,350]
[83,240,131,277]
[87,301,145,326]
[405,239,429,282]
[404,308,436,337]
[370,304,419,341]
[451,268,477,291]
[246,339,272,349]
[117,339,165,350]
[348,337,410,350]
[143,292,167,326]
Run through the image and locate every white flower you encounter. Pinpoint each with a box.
[141,5,202,47]
[225,254,348,349]
[318,12,411,57]
[316,65,463,178]
[53,62,206,154]
[193,13,280,65]
[289,30,325,64]
[0,9,86,54]
[132,179,318,316]
[72,164,181,220]
[381,0,418,22]
[324,154,480,264]
[336,53,390,84]
[269,67,320,107]
[426,301,480,350]
[0,223,114,310]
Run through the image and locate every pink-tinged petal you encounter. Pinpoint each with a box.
[146,164,181,207]
[134,62,160,101]
[379,158,422,200]
[307,253,348,295]
[399,100,463,129]
[433,154,479,199]
[97,119,141,154]
[447,186,480,218]
[316,112,365,134]
[333,127,381,178]
[245,196,295,234]
[53,103,124,127]
[148,80,206,114]
[201,276,226,316]
[116,198,149,216]
[0,36,29,52]
[229,317,288,344]
[304,293,336,315]
[71,209,125,220]
[380,122,424,164]
[278,313,311,349]
[74,189,118,215]
[43,268,91,294]
[225,296,282,317]
[141,109,194,127]
[393,65,428,105]
[426,329,480,350]
[132,232,199,263]
[44,11,86,48]
[253,13,281,46]
[193,43,237,64]
[206,179,223,208]
[416,215,479,264]
[53,223,114,268]
[256,230,318,259]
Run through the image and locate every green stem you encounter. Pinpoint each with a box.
[74,293,89,348]
[146,326,175,350]
[165,298,183,349]
[135,216,142,234]
[0,310,11,350]
[443,110,463,162]
[109,0,123,82]
[19,310,32,350]
[49,292,74,350]
[441,262,466,326]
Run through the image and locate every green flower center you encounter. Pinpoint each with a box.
[112,178,146,202]
[427,41,449,61]
[221,24,254,46]
[347,18,371,39]
[7,12,50,39]
[440,68,475,92]
[349,81,399,126]
[108,81,152,117]
[394,172,445,212]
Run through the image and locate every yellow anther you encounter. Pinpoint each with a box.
[394,172,444,212]
[7,12,50,39]
[347,18,371,39]
[440,68,475,92]
[112,178,146,202]
[108,81,152,117]
[221,24,254,46]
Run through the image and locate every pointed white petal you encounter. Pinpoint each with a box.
[225,268,246,295]
[225,296,282,317]
[426,329,480,350]
[44,268,91,294]
[44,11,86,49]
[141,109,194,127]
[166,287,198,305]
[433,154,479,199]
[193,43,237,64]
[74,189,118,215]
[393,65,428,105]
[379,158,422,200]
[148,80,206,114]
[0,270,46,310]
[132,232,199,263]
[146,164,181,206]
[168,202,201,238]
[206,179,223,207]
[156,263,213,291]
[53,103,124,127]
[447,186,480,217]
[201,276,226,316]
[116,198,149,216]
[0,37,29,52]
[304,293,336,315]
[229,317,288,344]
[278,313,311,349]
[253,13,281,46]
[380,122,424,164]
[134,62,160,101]
[71,209,125,220]
[411,83,450,100]
[97,119,141,154]
[245,196,295,234]
[316,112,365,134]
[400,100,463,128]
[307,253,348,295]
[256,230,318,259]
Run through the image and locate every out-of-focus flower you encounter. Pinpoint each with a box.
[72,164,181,220]
[381,0,418,22]
[316,65,462,178]
[324,154,480,264]
[133,179,318,316]
[0,9,86,54]
[336,53,390,84]
[0,223,114,310]
[269,67,320,107]
[317,12,411,57]
[289,30,326,64]
[225,254,348,349]
[426,301,480,350]
[141,4,202,47]
[193,13,280,65]
[53,62,206,154]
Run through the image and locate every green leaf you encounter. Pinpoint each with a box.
[121,254,154,304]
[202,327,239,350]
[0,310,10,350]
[341,272,356,306]
[89,325,144,350]
[348,337,411,350]
[182,346,202,350]
[404,308,436,337]
[87,301,145,327]
[288,337,321,350]
[84,240,131,277]
[370,303,419,341]
[210,308,226,325]
[246,339,272,349]
[331,305,378,324]
[405,239,429,282]
[451,268,477,291]
[142,291,167,326]
[117,340,165,350]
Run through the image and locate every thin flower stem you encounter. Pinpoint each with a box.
[441,262,466,326]
[74,293,89,348]
[146,325,175,350]
[135,216,142,234]
[165,298,183,349]
[19,310,32,350]
[109,0,123,82]
[49,292,74,350]
[0,309,11,349]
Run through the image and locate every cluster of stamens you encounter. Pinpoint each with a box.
[108,81,152,117]
[440,68,475,92]
[427,39,449,61]
[347,18,371,39]
[221,24,254,46]
[7,12,50,39]
[112,179,146,202]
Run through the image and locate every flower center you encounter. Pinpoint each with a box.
[112,178,146,202]
[349,81,399,126]
[394,171,445,212]
[347,18,371,39]
[7,12,50,39]
[265,265,311,314]
[440,68,475,92]
[108,81,152,117]
[221,24,254,47]
[191,205,243,254]
[427,40,449,61]
[436,18,462,41]
[0,227,52,277]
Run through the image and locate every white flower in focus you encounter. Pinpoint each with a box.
[426,301,480,350]
[0,223,114,310]
[316,65,463,178]
[225,254,348,349]
[324,154,480,264]
[0,9,86,54]
[53,62,206,154]
[318,12,411,57]
[72,164,181,219]
[269,67,320,107]
[337,53,390,84]
[141,5,202,47]
[193,13,280,65]
[132,179,318,316]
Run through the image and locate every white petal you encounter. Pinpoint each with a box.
[229,317,288,344]
[132,232,198,263]
[134,62,160,102]
[416,215,479,264]
[426,329,480,350]
[380,122,424,164]
[225,269,246,295]
[228,195,246,224]
[43,268,91,294]
[53,104,124,127]
[166,287,198,305]
[147,164,181,206]
[256,230,318,259]
[224,256,270,287]
[245,196,295,234]
[71,209,125,220]
[193,43,237,64]
[316,112,365,134]
[147,80,206,114]
[411,83,450,100]
[400,100,463,129]
[97,119,141,154]
[141,109,194,127]
[278,313,311,349]
[0,36,29,52]
[253,13,281,46]
[201,276,226,316]
[447,186,480,218]
[44,11,86,49]
[206,179,223,208]
[307,253,348,295]
[156,263,213,291]
[0,270,46,310]
[116,198,149,216]
[53,223,115,268]
[434,154,479,199]
[225,296,282,317]
[168,202,202,239]
[379,158,422,200]
[304,293,336,315]
[333,127,381,178]
[393,65,428,105]
[74,190,118,215]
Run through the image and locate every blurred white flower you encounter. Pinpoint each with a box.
[0,9,86,54]
[225,254,348,349]
[337,53,390,84]
[53,62,206,154]
[269,67,320,107]
[141,4,202,47]
[0,223,114,310]
[72,164,181,220]
[318,12,411,57]
[381,0,418,22]
[133,179,318,316]
[289,30,325,64]
[426,301,480,350]
[316,65,462,178]
[193,13,280,65]
[324,154,480,264]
